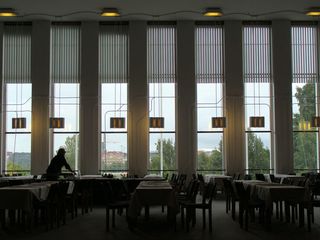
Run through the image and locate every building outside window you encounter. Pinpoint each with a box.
[147,23,176,176]
[243,23,274,175]
[100,23,129,175]
[50,24,81,171]
[195,23,225,175]
[291,23,320,174]
[2,23,32,175]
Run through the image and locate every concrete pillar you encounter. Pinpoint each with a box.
[128,21,148,177]
[80,22,100,175]
[224,21,246,175]
[31,21,51,174]
[272,20,293,174]
[176,21,197,177]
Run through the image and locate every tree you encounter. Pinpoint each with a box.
[292,83,317,171]
[150,138,175,173]
[197,140,223,173]
[247,132,270,172]
[64,135,79,169]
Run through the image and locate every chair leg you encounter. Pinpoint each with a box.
[202,208,206,229]
[181,206,185,228]
[245,209,249,231]
[186,208,190,232]
[209,208,212,232]
[112,209,116,227]
[232,199,236,221]
[106,208,109,232]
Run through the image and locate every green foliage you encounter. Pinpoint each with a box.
[293,83,317,171]
[247,132,270,173]
[64,135,79,170]
[197,141,223,173]
[150,138,176,173]
[6,161,23,172]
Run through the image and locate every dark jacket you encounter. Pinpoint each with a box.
[46,154,72,176]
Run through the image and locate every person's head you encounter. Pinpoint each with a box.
[57,148,66,156]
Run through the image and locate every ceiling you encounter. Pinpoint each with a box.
[0,0,319,21]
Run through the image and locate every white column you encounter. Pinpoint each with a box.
[80,22,100,175]
[128,21,148,177]
[224,21,246,175]
[272,20,293,174]
[31,21,51,174]
[176,21,197,177]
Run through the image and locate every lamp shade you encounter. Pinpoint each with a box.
[100,8,120,17]
[306,7,320,16]
[12,118,26,129]
[150,117,164,128]
[311,116,320,127]
[211,117,226,128]
[203,8,223,17]
[250,116,265,128]
[49,118,65,128]
[0,8,17,17]
[110,117,125,128]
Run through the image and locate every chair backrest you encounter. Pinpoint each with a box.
[244,174,252,180]
[234,182,250,202]
[269,174,275,182]
[202,182,216,205]
[255,173,266,181]
[187,180,200,202]
[223,179,237,199]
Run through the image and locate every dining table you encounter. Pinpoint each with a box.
[127,180,179,229]
[0,181,59,230]
[234,180,309,229]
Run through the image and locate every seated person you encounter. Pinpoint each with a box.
[46,148,74,180]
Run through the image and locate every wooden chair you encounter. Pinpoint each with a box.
[234,182,265,230]
[184,182,216,232]
[102,181,130,231]
[179,180,200,228]
[222,179,239,220]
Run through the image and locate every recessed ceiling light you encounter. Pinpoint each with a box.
[306,7,320,16]
[203,8,223,17]
[100,8,120,17]
[0,8,17,17]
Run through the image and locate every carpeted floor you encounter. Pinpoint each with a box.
[1,199,320,240]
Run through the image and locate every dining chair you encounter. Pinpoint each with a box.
[184,182,216,232]
[179,180,200,228]
[102,181,130,231]
[234,181,265,231]
[255,173,266,181]
[222,179,239,220]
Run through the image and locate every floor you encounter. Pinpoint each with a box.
[1,199,320,240]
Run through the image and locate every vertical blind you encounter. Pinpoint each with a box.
[292,24,319,83]
[147,24,176,83]
[3,23,31,84]
[243,24,272,83]
[195,24,224,83]
[51,24,81,83]
[99,23,129,83]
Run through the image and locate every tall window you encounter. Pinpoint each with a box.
[243,24,273,174]
[195,24,225,174]
[291,23,319,173]
[147,24,176,175]
[2,23,32,175]
[100,23,129,174]
[50,24,81,171]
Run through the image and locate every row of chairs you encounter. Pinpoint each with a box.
[223,177,320,231]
